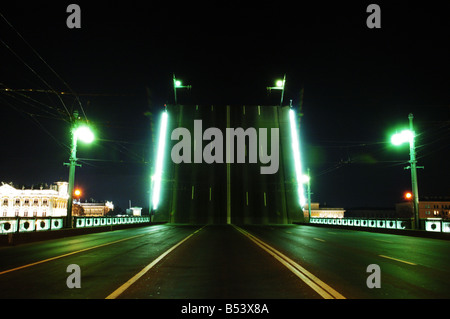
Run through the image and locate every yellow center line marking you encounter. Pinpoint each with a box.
[379,255,417,266]
[374,239,393,244]
[0,227,165,276]
[105,225,206,299]
[233,225,345,299]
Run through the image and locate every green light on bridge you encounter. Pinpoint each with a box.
[289,108,306,207]
[151,110,168,210]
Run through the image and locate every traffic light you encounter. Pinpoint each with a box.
[404,192,412,200]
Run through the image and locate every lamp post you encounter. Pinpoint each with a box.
[65,111,94,228]
[173,74,191,105]
[267,74,286,107]
[390,113,422,229]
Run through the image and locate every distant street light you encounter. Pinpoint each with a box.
[65,111,94,228]
[75,126,94,143]
[390,113,423,229]
[267,74,286,107]
[173,74,191,105]
[391,129,414,146]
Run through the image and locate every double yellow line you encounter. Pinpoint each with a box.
[233,225,346,299]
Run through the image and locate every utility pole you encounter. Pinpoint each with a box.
[280,74,286,107]
[173,74,178,105]
[64,110,94,228]
[65,111,81,228]
[173,73,191,105]
[408,113,421,230]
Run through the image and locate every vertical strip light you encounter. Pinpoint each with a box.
[151,110,168,210]
[289,108,306,207]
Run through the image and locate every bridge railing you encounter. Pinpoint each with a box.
[0,216,150,234]
[74,216,150,228]
[309,217,450,233]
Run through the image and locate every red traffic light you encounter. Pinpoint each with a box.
[404,192,412,200]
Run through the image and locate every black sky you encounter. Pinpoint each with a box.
[1,1,449,210]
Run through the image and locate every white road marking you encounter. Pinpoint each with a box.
[105,226,205,299]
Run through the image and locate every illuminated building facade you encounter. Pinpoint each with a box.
[0,182,69,217]
[396,200,450,220]
[304,203,346,218]
[75,201,114,217]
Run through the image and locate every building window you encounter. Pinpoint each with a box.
[2,199,8,206]
[33,199,39,206]
[24,199,29,206]
[42,199,48,206]
[15,199,20,206]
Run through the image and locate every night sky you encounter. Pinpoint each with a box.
[1,1,449,211]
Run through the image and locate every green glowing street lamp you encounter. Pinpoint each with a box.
[65,111,95,228]
[390,113,422,229]
[267,74,286,107]
[173,74,191,105]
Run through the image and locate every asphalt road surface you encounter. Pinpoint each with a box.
[0,224,449,300]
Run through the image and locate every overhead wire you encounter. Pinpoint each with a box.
[0,84,69,122]
[0,36,72,119]
[0,11,86,120]
[0,96,70,152]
